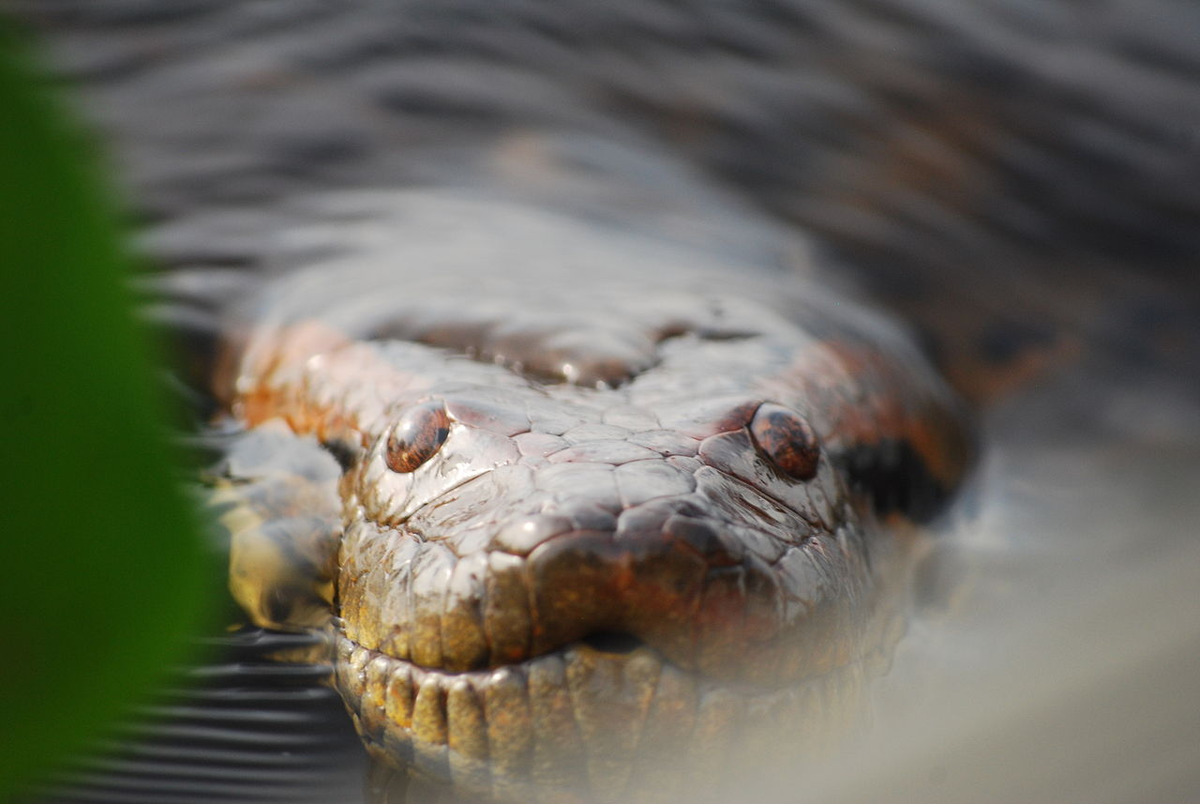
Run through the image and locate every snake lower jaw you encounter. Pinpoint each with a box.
[334,622,893,802]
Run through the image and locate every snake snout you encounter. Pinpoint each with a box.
[339,418,871,687]
[517,502,851,685]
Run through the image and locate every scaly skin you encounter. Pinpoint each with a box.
[216,193,973,801]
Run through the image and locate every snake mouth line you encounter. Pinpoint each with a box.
[333,626,877,802]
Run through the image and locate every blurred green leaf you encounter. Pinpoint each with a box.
[0,22,213,794]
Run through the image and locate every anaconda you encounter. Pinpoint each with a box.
[209,191,973,800]
[19,0,1200,802]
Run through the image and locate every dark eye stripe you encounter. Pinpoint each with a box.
[749,403,820,481]
[385,401,451,473]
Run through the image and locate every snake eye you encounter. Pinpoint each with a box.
[749,403,820,481]
[385,401,451,473]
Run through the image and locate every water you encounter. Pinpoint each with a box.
[790,355,1200,803]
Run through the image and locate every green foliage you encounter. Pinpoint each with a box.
[0,23,214,794]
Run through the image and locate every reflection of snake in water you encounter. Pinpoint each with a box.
[24,0,1200,801]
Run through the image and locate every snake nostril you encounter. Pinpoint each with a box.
[580,630,645,655]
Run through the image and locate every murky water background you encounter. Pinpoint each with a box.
[791,350,1200,804]
[17,0,1200,801]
